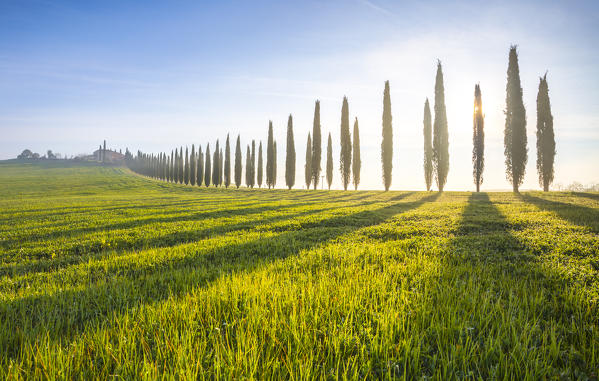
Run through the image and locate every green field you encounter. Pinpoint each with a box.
[0,161,597,379]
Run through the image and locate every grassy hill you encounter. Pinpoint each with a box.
[0,161,597,379]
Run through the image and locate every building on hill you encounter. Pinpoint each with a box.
[92,148,125,163]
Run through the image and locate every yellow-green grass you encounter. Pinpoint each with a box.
[0,161,597,379]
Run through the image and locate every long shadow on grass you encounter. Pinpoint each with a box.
[519,193,599,232]
[572,192,599,202]
[0,192,435,354]
[0,201,373,278]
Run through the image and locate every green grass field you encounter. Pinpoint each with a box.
[0,161,597,379]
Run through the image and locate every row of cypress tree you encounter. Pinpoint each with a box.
[129,46,555,192]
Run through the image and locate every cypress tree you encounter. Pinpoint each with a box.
[285,114,296,190]
[174,150,178,183]
[504,45,528,193]
[382,80,393,191]
[170,150,174,182]
[98,145,102,161]
[433,61,449,192]
[340,96,352,190]
[197,145,204,187]
[311,100,322,189]
[245,145,251,187]
[273,141,277,187]
[305,133,312,189]
[190,145,196,186]
[352,117,361,190]
[257,141,263,188]
[179,147,184,184]
[184,147,190,185]
[219,149,223,186]
[473,84,485,192]
[266,121,274,188]
[326,133,333,190]
[536,73,555,192]
[234,135,242,188]
[166,155,170,182]
[250,140,256,188]
[204,144,211,187]
[423,99,433,191]
[224,134,231,188]
[212,140,220,187]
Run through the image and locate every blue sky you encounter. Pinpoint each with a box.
[1,0,598,190]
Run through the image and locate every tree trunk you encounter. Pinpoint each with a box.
[513,183,519,193]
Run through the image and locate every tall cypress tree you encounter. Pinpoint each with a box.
[234,135,242,188]
[224,134,231,188]
[245,145,251,187]
[504,45,528,193]
[311,100,322,189]
[340,96,352,190]
[352,117,361,190]
[212,140,220,187]
[266,121,274,189]
[170,150,174,182]
[433,61,449,192]
[382,80,393,191]
[305,133,312,189]
[197,145,204,187]
[204,144,211,187]
[536,73,555,192]
[473,84,485,192]
[423,98,433,191]
[250,140,256,188]
[190,145,196,186]
[326,133,333,190]
[257,141,263,188]
[179,147,184,184]
[166,154,171,182]
[285,114,296,190]
[273,141,277,188]
[219,149,223,187]
[184,147,190,185]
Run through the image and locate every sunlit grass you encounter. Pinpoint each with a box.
[0,161,597,379]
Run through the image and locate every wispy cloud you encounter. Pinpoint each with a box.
[357,0,395,17]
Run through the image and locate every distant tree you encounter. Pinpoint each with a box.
[382,80,393,191]
[245,145,252,187]
[17,149,34,159]
[257,141,263,188]
[98,145,102,161]
[266,121,274,188]
[184,147,190,185]
[212,140,220,187]
[47,150,56,159]
[326,133,333,190]
[204,144,211,187]
[250,140,256,188]
[190,145,196,186]
[305,133,312,189]
[174,149,179,182]
[197,145,204,186]
[340,96,352,190]
[311,100,322,189]
[352,117,361,190]
[166,154,171,182]
[285,114,296,189]
[103,140,107,164]
[504,45,528,193]
[473,84,485,192]
[536,73,555,192]
[433,61,450,192]
[234,135,242,188]
[224,134,231,188]
[273,141,277,188]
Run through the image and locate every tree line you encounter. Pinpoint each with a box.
[128,46,556,192]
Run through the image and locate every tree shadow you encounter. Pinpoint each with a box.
[572,192,599,202]
[1,201,375,278]
[519,193,599,232]
[0,193,439,357]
